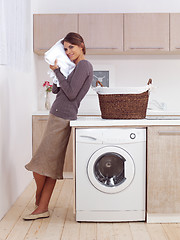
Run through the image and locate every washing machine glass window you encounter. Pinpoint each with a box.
[94,152,126,187]
[87,146,135,194]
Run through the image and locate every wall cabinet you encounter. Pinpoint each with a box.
[170,13,180,52]
[32,115,73,175]
[124,13,169,53]
[79,14,123,54]
[33,14,78,55]
[33,13,180,55]
[147,126,180,217]
[33,13,123,55]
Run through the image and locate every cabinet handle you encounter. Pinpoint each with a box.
[158,131,180,135]
[38,118,48,121]
[87,47,118,49]
[175,47,180,49]
[129,47,164,50]
[80,135,97,141]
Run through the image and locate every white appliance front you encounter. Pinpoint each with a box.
[76,128,146,222]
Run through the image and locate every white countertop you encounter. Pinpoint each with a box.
[70,116,180,127]
[33,110,180,117]
[32,110,180,127]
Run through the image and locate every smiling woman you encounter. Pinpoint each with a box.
[24,32,93,221]
[61,32,86,64]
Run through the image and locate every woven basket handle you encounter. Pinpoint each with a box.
[96,80,104,87]
[148,78,152,85]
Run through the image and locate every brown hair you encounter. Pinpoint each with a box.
[61,32,86,54]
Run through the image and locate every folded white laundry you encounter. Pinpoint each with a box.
[44,38,75,87]
[93,84,153,95]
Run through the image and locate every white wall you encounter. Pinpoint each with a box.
[36,54,180,114]
[32,0,180,13]
[0,1,37,219]
[87,55,180,113]
[0,67,36,219]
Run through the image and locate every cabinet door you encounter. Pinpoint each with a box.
[32,115,73,174]
[33,14,78,55]
[147,126,180,214]
[124,13,169,53]
[63,130,73,174]
[79,14,123,54]
[170,13,180,52]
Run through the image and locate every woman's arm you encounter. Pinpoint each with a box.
[52,83,60,94]
[54,61,90,100]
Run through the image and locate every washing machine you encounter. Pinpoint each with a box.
[75,127,146,222]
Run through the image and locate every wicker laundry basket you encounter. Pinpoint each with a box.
[96,79,152,119]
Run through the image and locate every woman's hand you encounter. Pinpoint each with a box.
[50,59,59,70]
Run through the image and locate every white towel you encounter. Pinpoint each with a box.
[93,84,153,95]
[44,38,75,87]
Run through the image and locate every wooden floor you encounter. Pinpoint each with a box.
[1,179,180,240]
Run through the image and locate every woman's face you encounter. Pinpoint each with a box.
[64,41,84,64]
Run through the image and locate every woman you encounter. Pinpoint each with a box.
[24,32,93,220]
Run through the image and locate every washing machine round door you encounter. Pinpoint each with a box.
[87,146,135,194]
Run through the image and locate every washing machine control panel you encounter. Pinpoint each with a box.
[130,133,136,139]
[103,136,136,143]
[76,128,146,144]
[102,130,144,144]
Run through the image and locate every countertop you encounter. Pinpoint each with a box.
[33,110,180,117]
[70,116,180,127]
[32,110,180,127]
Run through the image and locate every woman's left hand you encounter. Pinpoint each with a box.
[50,59,59,70]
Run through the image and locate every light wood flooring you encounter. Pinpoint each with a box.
[1,179,180,240]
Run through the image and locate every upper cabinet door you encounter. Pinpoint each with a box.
[33,14,78,55]
[124,13,169,53]
[79,14,123,54]
[170,13,180,52]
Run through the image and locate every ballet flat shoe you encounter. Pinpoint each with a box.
[23,211,50,221]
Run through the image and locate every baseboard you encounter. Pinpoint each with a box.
[76,210,145,222]
[63,172,73,179]
[147,213,180,223]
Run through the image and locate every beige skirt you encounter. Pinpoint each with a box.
[25,114,71,179]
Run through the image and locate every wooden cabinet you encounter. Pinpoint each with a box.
[124,13,169,53]
[147,126,180,217]
[33,14,78,55]
[170,13,180,52]
[33,13,123,55]
[32,115,73,175]
[33,13,180,55]
[79,14,123,54]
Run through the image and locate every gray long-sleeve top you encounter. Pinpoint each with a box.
[50,60,93,120]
